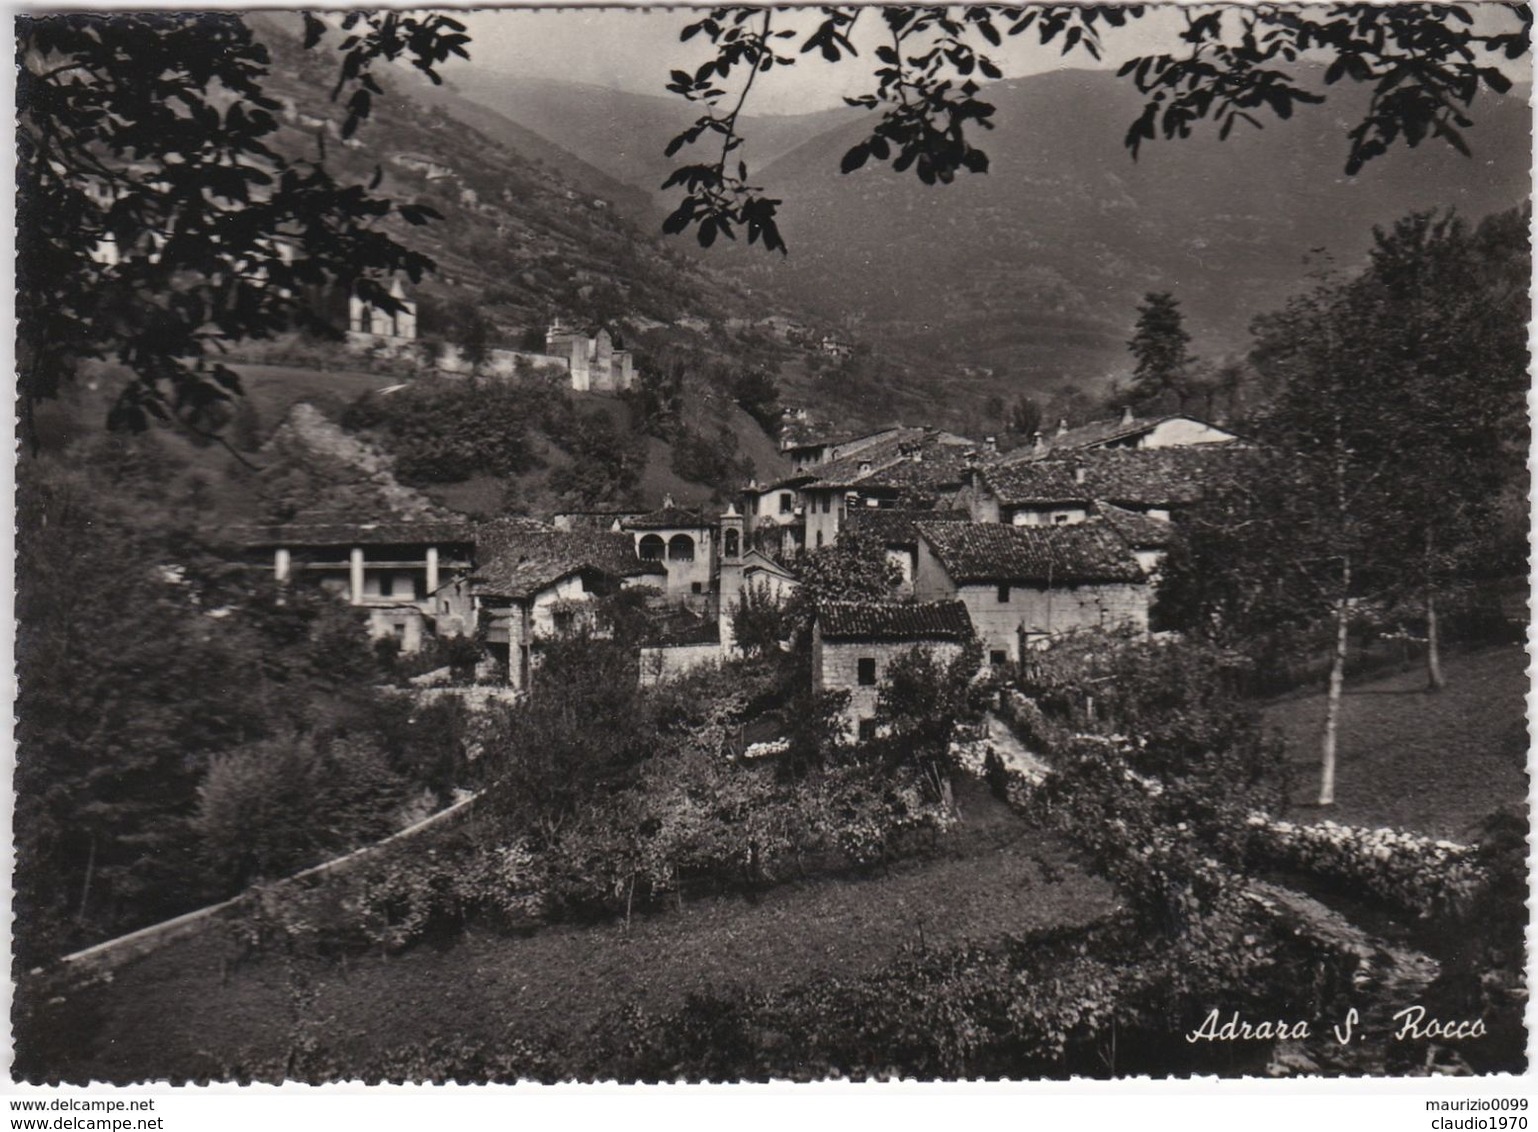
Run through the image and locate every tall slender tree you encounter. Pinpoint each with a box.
[1164,206,1529,804]
[1128,291,1196,411]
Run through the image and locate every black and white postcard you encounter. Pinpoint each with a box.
[11,2,1533,1109]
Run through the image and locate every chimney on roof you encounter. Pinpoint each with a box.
[1074,464,1087,484]
[1032,432,1046,455]
[1056,418,1068,437]
[662,493,675,509]
[983,436,997,455]
[1121,404,1134,425]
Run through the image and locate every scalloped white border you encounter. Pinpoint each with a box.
[3,0,1532,1116]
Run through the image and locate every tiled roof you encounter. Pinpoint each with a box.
[915,519,1144,584]
[1003,414,1236,462]
[843,508,972,548]
[981,462,1094,506]
[624,504,710,530]
[493,516,559,532]
[470,521,663,599]
[819,599,975,642]
[854,444,979,493]
[746,473,819,493]
[987,446,1251,509]
[1099,504,1175,549]
[552,509,631,532]
[805,429,987,491]
[1072,446,1252,507]
[802,430,925,488]
[229,517,474,548]
[784,426,900,453]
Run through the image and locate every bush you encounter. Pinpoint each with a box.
[341,380,547,485]
[1245,815,1484,917]
[670,424,751,495]
[728,581,795,658]
[194,735,411,888]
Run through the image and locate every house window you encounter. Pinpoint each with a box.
[816,531,824,548]
[990,649,1007,667]
[639,534,665,560]
[857,657,877,685]
[821,495,831,513]
[857,719,877,742]
[750,496,759,515]
[553,610,574,634]
[997,583,1010,603]
[1054,513,1070,525]
[379,573,394,597]
[779,493,793,514]
[691,582,703,594]
[668,533,695,561]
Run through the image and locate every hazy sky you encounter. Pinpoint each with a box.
[447,4,1530,116]
[450,5,1197,115]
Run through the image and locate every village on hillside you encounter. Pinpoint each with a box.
[14,6,1531,1094]
[229,324,1245,736]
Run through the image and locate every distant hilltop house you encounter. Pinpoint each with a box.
[541,320,635,393]
[348,299,635,393]
[818,335,854,358]
[391,152,454,182]
[347,277,418,347]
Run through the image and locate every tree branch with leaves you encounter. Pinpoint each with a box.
[17,12,463,441]
[662,3,1527,254]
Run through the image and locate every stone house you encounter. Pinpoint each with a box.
[235,517,474,652]
[425,320,635,393]
[841,508,972,596]
[624,499,715,611]
[961,461,1095,527]
[780,426,905,473]
[347,277,418,347]
[795,429,986,550]
[1099,504,1176,576]
[434,521,664,692]
[741,474,814,557]
[812,600,975,741]
[913,520,1148,664]
[962,444,1251,529]
[544,320,635,392]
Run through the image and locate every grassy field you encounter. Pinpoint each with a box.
[1263,644,1529,840]
[35,778,1115,1084]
